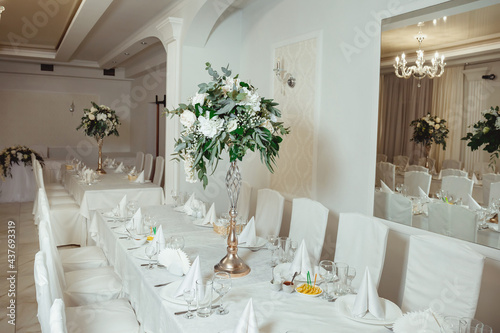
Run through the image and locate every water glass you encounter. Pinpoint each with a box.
[196,279,213,318]
[334,262,349,296]
[459,318,492,333]
[279,237,291,263]
[318,260,334,300]
[267,235,280,267]
[167,235,185,250]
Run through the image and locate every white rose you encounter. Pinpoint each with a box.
[107,113,112,118]
[17,152,23,160]
[270,114,278,122]
[434,124,440,130]
[428,121,435,126]
[417,123,421,128]
[261,119,274,133]
[88,113,95,120]
[226,119,238,132]
[191,93,207,106]
[180,110,197,128]
[198,116,224,138]
[100,105,107,109]
[97,113,107,121]
[90,106,98,113]
[435,117,441,123]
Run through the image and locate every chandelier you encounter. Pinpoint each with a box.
[394,22,445,87]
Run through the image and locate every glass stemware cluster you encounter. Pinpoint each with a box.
[318,260,357,300]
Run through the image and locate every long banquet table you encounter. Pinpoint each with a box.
[89,205,393,333]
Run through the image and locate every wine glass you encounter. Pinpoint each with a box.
[144,245,157,270]
[127,200,138,217]
[288,240,298,262]
[346,267,357,294]
[183,288,196,319]
[395,183,403,193]
[167,235,185,250]
[212,272,231,315]
[319,260,334,300]
[171,190,179,207]
[267,235,280,267]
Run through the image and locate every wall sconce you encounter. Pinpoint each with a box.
[273,58,296,88]
[69,101,75,114]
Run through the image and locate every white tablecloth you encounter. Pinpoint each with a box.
[0,164,37,202]
[90,205,394,333]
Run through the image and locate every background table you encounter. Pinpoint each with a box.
[90,205,396,333]
[0,164,37,202]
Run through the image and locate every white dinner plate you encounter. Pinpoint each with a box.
[159,280,220,305]
[112,225,129,235]
[239,237,267,248]
[273,263,321,283]
[130,247,157,261]
[336,294,403,325]
[192,219,213,228]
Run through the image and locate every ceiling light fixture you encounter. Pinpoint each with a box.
[140,41,147,45]
[69,101,75,114]
[394,22,445,87]
[124,52,130,56]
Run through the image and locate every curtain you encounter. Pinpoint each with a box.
[430,66,464,171]
[378,73,433,165]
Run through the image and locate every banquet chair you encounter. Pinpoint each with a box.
[401,235,485,318]
[427,202,477,242]
[393,155,409,173]
[489,182,500,206]
[375,162,395,190]
[32,154,64,190]
[236,181,252,223]
[376,153,387,163]
[441,169,468,178]
[334,213,389,290]
[254,189,285,237]
[34,251,52,333]
[34,159,75,205]
[483,173,500,206]
[288,198,329,265]
[418,156,436,174]
[152,156,164,186]
[38,219,123,307]
[442,159,462,170]
[143,153,154,180]
[404,171,431,197]
[406,165,428,173]
[373,191,412,226]
[135,151,144,171]
[441,176,473,202]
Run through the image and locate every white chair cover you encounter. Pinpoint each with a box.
[401,235,485,318]
[375,162,395,190]
[406,165,428,173]
[59,246,108,272]
[34,251,53,333]
[376,154,387,163]
[393,155,409,173]
[404,171,431,197]
[135,152,144,172]
[441,169,468,178]
[288,198,329,265]
[489,182,500,206]
[334,213,389,290]
[49,299,68,333]
[38,220,66,301]
[143,154,154,181]
[254,189,284,237]
[152,156,164,186]
[236,181,252,223]
[442,159,462,170]
[373,191,412,226]
[483,174,500,206]
[441,176,473,201]
[427,202,477,242]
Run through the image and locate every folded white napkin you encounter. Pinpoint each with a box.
[201,203,217,225]
[130,208,143,233]
[472,173,479,184]
[380,181,393,194]
[234,298,259,333]
[135,170,145,183]
[393,309,444,333]
[151,225,165,251]
[418,186,428,199]
[174,256,202,297]
[128,166,136,175]
[176,193,196,214]
[289,239,312,277]
[467,194,481,211]
[158,248,191,276]
[239,217,257,246]
[351,267,385,320]
[114,162,124,173]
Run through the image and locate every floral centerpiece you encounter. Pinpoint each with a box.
[76,102,120,174]
[410,113,449,149]
[0,145,44,180]
[164,63,290,188]
[462,106,500,167]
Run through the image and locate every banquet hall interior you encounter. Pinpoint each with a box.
[1,0,500,332]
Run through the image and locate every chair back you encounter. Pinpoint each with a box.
[34,251,53,333]
[441,169,467,178]
[143,154,154,180]
[483,173,500,206]
[407,165,428,173]
[489,182,500,206]
[152,156,164,186]
[401,235,485,318]
[376,154,387,163]
[254,189,284,237]
[441,176,473,201]
[373,191,412,226]
[38,219,67,296]
[393,155,409,173]
[375,162,395,190]
[427,202,477,242]
[135,152,145,171]
[49,299,67,333]
[236,181,252,223]
[334,213,389,290]
[404,171,431,196]
[442,159,462,170]
[288,198,329,265]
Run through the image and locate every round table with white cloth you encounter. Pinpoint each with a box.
[0,163,37,202]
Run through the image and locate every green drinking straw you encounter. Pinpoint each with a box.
[307,271,311,286]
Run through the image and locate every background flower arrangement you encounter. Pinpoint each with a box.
[410,113,449,149]
[76,102,120,139]
[0,145,44,180]
[462,106,500,166]
[165,63,290,188]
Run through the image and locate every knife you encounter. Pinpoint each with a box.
[154,281,176,287]
[174,305,220,315]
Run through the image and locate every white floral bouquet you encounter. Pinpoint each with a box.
[462,106,500,165]
[410,113,449,149]
[0,145,44,180]
[165,63,290,188]
[76,102,120,139]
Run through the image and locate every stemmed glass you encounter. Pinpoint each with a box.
[144,244,157,270]
[267,235,280,267]
[171,190,179,207]
[395,183,403,193]
[213,272,231,315]
[346,267,357,294]
[319,260,335,300]
[127,200,138,217]
[183,288,196,319]
[167,236,185,250]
